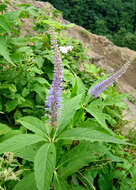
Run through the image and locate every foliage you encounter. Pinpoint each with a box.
[0,152,23,189]
[0,1,135,190]
[44,0,136,50]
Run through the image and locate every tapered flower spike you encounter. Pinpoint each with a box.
[46,26,63,127]
[89,62,130,98]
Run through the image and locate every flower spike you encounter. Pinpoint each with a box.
[46,26,63,127]
[89,62,130,98]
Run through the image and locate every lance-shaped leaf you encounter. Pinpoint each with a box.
[34,143,56,190]
[18,116,49,140]
[13,172,37,190]
[0,36,14,65]
[53,173,71,190]
[86,99,114,135]
[0,134,45,154]
[0,123,11,135]
[57,128,130,145]
[0,15,11,33]
[57,93,83,135]
[15,142,44,162]
[57,142,107,177]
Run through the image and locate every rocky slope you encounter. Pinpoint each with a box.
[8,0,136,134]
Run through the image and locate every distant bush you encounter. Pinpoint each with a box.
[39,0,136,50]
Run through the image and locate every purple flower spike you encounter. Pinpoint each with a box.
[46,27,63,127]
[89,63,130,98]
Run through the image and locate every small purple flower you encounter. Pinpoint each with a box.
[89,63,130,98]
[46,27,63,127]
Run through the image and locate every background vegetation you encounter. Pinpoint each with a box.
[41,0,136,51]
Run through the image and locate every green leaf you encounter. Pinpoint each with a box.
[120,183,133,190]
[81,170,97,190]
[0,134,45,154]
[0,123,11,135]
[0,36,14,65]
[33,77,50,86]
[53,173,71,190]
[98,174,113,190]
[73,109,85,125]
[13,172,37,190]
[57,128,129,145]
[15,142,44,162]
[34,143,56,190]
[11,37,27,46]
[17,116,48,139]
[84,63,100,75]
[5,99,18,112]
[0,15,11,33]
[0,83,16,98]
[76,76,86,95]
[5,10,20,27]
[71,185,86,190]
[58,142,107,177]
[71,76,86,96]
[32,83,45,100]
[103,93,128,108]
[63,69,74,82]
[31,67,43,75]
[0,3,7,12]
[86,99,114,135]
[57,94,83,134]
[0,130,22,143]
[16,46,33,54]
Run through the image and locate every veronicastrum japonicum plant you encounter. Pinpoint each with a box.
[0,4,135,190]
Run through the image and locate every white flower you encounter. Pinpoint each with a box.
[59,46,73,54]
